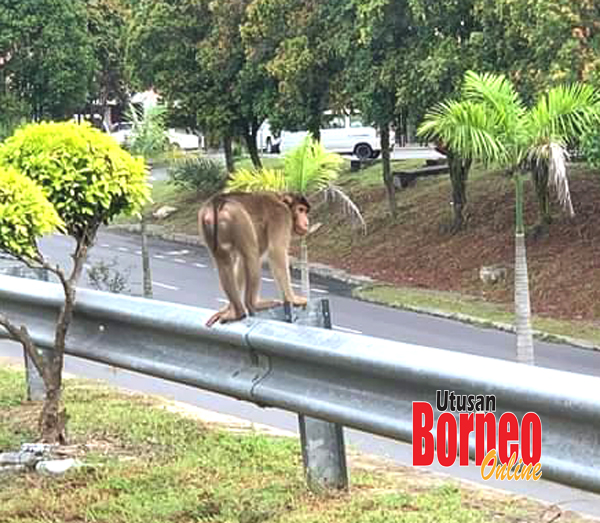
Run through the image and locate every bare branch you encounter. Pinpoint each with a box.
[0,313,49,382]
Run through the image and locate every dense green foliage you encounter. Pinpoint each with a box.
[0,168,63,259]
[0,121,150,242]
[0,0,95,120]
[168,155,226,194]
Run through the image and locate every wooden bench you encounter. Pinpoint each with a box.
[393,163,449,188]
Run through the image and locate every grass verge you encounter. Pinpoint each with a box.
[355,285,600,348]
[0,366,591,523]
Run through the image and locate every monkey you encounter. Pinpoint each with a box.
[198,191,310,327]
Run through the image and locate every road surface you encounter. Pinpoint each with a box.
[1,230,600,516]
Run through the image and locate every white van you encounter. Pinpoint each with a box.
[257,121,281,153]
[279,113,392,159]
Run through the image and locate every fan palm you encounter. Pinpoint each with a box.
[227,135,366,300]
[421,71,600,364]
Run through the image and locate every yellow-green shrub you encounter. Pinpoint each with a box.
[0,167,63,259]
[0,121,150,239]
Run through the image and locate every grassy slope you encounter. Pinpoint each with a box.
[0,366,591,523]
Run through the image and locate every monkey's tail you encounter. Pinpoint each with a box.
[202,195,226,253]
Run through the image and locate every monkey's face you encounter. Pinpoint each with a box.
[293,203,310,236]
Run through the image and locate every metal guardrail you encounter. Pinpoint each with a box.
[0,273,599,494]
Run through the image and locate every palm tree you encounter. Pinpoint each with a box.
[421,71,600,364]
[418,100,503,232]
[227,135,366,299]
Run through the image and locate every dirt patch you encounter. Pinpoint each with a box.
[303,164,600,322]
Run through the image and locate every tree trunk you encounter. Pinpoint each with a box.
[40,242,89,443]
[448,154,471,232]
[223,135,235,174]
[243,128,262,169]
[532,164,551,231]
[514,173,534,365]
[380,126,396,218]
[141,214,153,299]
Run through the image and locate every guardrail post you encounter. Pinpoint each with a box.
[286,300,349,492]
[0,256,49,401]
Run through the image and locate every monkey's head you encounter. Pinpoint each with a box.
[282,193,310,236]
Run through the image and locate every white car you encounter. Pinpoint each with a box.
[257,121,281,153]
[110,123,200,150]
[279,113,393,159]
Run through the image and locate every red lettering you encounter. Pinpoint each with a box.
[521,412,542,465]
[459,413,474,466]
[437,413,457,467]
[498,413,519,463]
[475,412,497,465]
[412,402,434,466]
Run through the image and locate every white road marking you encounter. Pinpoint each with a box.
[154,255,165,260]
[333,325,362,334]
[291,283,301,288]
[135,250,142,255]
[312,288,327,294]
[262,277,274,283]
[166,249,189,255]
[153,281,179,291]
[194,263,207,268]
[100,244,111,248]
[174,258,187,264]
[117,247,129,252]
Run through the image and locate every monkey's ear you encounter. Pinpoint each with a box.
[281,193,294,207]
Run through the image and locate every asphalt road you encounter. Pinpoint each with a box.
[2,229,600,516]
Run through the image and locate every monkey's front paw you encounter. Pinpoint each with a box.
[205,310,246,327]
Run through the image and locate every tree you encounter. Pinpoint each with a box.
[85,0,131,129]
[242,0,350,140]
[126,102,170,299]
[227,136,365,297]
[474,0,600,103]
[0,0,95,120]
[343,0,411,218]
[127,0,276,172]
[0,121,150,442]
[422,71,600,363]
[418,99,501,231]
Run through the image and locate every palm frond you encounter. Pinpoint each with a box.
[315,185,367,234]
[527,83,600,143]
[283,135,344,193]
[527,142,574,216]
[225,168,287,192]
[418,100,506,164]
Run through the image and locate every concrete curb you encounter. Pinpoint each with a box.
[107,223,600,353]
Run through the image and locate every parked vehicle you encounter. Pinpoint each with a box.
[257,121,281,153]
[110,123,201,150]
[279,112,393,159]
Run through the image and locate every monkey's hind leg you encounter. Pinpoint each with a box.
[209,251,247,326]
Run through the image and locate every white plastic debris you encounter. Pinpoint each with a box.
[35,458,81,476]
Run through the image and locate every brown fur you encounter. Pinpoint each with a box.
[198,192,310,326]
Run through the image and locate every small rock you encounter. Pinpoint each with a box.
[153,205,178,219]
[36,458,81,476]
[479,265,507,285]
[0,451,39,467]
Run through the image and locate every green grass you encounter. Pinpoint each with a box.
[356,285,600,347]
[0,366,585,523]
